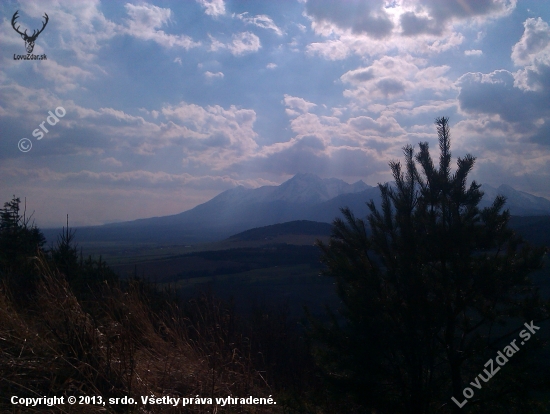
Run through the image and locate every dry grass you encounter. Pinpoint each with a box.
[0,254,278,413]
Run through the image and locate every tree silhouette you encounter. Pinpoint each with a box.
[310,117,549,413]
[0,196,45,290]
[51,214,79,281]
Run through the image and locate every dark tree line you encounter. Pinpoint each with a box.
[0,196,117,298]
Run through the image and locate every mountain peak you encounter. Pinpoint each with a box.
[270,174,367,203]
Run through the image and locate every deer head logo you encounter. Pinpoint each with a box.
[11,10,49,54]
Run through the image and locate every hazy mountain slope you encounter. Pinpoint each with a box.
[49,174,371,244]
[42,176,550,245]
[307,186,383,223]
[480,184,550,216]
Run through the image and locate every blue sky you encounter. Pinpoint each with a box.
[1,0,549,227]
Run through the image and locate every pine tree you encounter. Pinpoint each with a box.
[311,117,549,413]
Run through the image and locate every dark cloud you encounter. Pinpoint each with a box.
[529,121,550,146]
[458,70,545,123]
[400,0,513,37]
[457,69,550,145]
[518,61,550,96]
[306,0,393,38]
[376,78,406,96]
[400,12,441,36]
[423,0,509,22]
[344,68,376,83]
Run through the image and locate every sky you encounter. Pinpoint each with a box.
[1,0,549,227]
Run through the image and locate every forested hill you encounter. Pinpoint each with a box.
[227,220,332,241]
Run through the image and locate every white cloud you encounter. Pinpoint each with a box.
[511,18,550,93]
[161,102,259,166]
[235,13,284,36]
[307,40,351,60]
[266,63,277,69]
[341,56,454,102]
[208,34,226,52]
[124,3,200,49]
[37,60,95,93]
[196,0,226,17]
[229,32,261,55]
[511,17,550,66]
[204,71,224,79]
[283,95,317,116]
[101,157,123,167]
[465,49,483,56]
[208,32,261,55]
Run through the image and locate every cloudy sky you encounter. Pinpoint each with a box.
[1,0,549,227]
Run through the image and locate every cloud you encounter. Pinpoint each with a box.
[457,17,550,137]
[3,1,118,62]
[422,0,515,22]
[283,95,317,116]
[196,0,226,17]
[161,102,259,165]
[304,0,513,61]
[209,32,261,55]
[401,0,516,36]
[101,157,123,167]
[229,32,261,55]
[204,71,224,79]
[341,56,454,101]
[400,11,441,36]
[306,24,465,61]
[305,0,393,38]
[0,82,259,165]
[464,49,483,56]
[307,40,352,60]
[457,69,550,146]
[1,2,200,67]
[1,167,254,190]
[510,18,550,95]
[511,17,550,66]
[266,63,277,69]
[124,3,200,49]
[458,70,533,122]
[235,12,284,36]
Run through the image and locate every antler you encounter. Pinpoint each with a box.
[11,11,49,40]
[32,13,49,39]
[11,10,27,37]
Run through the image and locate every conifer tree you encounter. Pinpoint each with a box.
[311,117,549,413]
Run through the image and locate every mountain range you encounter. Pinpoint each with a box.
[43,173,550,245]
